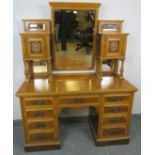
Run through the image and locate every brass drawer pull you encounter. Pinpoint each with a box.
[105,128,124,134]
[35,123,46,128]
[36,135,48,141]
[34,101,44,106]
[73,99,85,103]
[111,118,119,123]
[108,128,117,133]
[112,107,121,112]
[112,96,123,102]
[35,112,45,117]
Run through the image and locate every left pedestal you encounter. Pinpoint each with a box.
[19,97,60,151]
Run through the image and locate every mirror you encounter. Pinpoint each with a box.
[102,60,115,72]
[53,10,96,70]
[32,61,47,74]
[28,23,45,31]
[103,24,118,32]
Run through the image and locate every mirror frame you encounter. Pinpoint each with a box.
[49,2,101,71]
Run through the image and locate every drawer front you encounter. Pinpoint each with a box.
[28,121,54,130]
[104,94,131,105]
[29,133,55,143]
[102,127,127,137]
[24,98,53,108]
[26,110,53,119]
[104,105,128,114]
[103,116,128,125]
[59,95,99,105]
[21,34,50,59]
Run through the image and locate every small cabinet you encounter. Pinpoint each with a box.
[98,33,128,59]
[21,33,51,59]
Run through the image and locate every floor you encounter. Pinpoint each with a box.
[13,115,141,155]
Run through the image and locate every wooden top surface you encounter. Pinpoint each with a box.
[16,75,137,97]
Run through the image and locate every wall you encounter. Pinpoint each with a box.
[13,0,141,119]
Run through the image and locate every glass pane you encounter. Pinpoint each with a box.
[102,60,114,72]
[54,10,95,55]
[28,23,45,31]
[32,61,47,73]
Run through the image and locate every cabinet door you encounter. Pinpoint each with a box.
[21,34,50,59]
[101,34,128,58]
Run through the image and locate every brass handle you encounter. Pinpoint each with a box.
[113,96,122,102]
[36,123,46,128]
[35,112,45,117]
[111,118,119,123]
[36,135,48,140]
[34,100,44,106]
[73,99,85,104]
[112,107,120,112]
[106,128,120,134]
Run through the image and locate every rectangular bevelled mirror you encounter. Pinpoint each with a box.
[54,10,95,70]
[32,61,47,74]
[49,2,101,71]
[28,23,45,31]
[55,10,94,54]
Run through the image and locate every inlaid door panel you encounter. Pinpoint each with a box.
[100,34,128,58]
[21,33,50,59]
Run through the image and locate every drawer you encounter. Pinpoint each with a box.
[26,110,53,120]
[103,116,128,125]
[104,94,131,104]
[28,132,55,144]
[24,98,53,108]
[102,127,127,137]
[104,105,128,114]
[28,121,54,130]
[59,95,99,105]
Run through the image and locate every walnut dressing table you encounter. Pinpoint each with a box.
[16,2,137,151]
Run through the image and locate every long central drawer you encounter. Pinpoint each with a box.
[59,95,99,108]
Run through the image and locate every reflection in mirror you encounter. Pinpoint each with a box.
[102,60,115,72]
[54,10,95,55]
[32,61,47,74]
[28,23,45,31]
[103,24,118,32]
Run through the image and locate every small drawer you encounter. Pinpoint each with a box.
[26,110,53,119]
[104,106,128,114]
[29,133,55,143]
[104,94,130,104]
[102,127,127,137]
[24,98,53,107]
[60,95,99,105]
[104,96,130,102]
[103,116,127,125]
[28,121,54,130]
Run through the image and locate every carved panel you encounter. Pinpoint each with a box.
[30,40,42,54]
[109,40,120,53]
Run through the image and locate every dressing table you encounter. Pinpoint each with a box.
[16,2,137,151]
